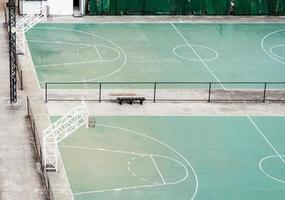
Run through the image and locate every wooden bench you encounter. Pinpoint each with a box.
[117,97,146,105]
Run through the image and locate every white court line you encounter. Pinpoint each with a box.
[31,27,127,82]
[60,123,197,197]
[261,29,285,65]
[93,123,198,199]
[27,39,95,46]
[57,146,75,200]
[150,155,166,184]
[74,182,167,195]
[27,40,121,67]
[47,118,75,200]
[171,23,225,89]
[40,20,285,25]
[85,23,103,61]
[61,145,147,156]
[173,44,219,62]
[247,116,285,165]
[259,155,285,184]
[269,44,285,59]
[62,144,189,195]
[94,45,103,61]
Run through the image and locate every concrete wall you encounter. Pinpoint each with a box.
[48,0,73,15]
[21,0,73,15]
[21,1,42,14]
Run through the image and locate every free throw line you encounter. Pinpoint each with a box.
[150,155,166,184]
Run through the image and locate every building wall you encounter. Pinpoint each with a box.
[48,0,73,15]
[21,1,42,14]
[21,0,73,15]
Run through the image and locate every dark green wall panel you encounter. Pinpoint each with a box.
[90,0,285,16]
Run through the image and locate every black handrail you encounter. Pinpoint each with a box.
[44,81,285,103]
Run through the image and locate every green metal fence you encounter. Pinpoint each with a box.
[88,0,285,16]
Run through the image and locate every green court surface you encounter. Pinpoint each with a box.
[55,116,285,200]
[27,23,285,89]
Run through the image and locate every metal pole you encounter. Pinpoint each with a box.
[99,83,102,102]
[263,82,267,103]
[45,82,48,103]
[208,82,212,103]
[20,70,23,90]
[8,0,17,103]
[27,96,29,116]
[153,82,157,103]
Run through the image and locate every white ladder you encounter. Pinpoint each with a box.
[16,5,48,54]
[43,102,89,172]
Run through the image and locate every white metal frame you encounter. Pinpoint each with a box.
[43,102,89,172]
[16,5,48,54]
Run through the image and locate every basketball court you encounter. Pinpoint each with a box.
[52,116,285,200]
[26,23,285,89]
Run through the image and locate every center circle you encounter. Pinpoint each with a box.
[173,44,219,62]
[259,155,285,184]
[270,45,285,59]
[261,29,285,65]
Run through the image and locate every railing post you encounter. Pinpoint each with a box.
[20,70,23,90]
[45,82,48,103]
[263,82,267,103]
[208,82,212,103]
[153,82,157,103]
[27,96,29,116]
[99,83,102,102]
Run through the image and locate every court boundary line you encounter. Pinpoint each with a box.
[24,39,42,90]
[171,23,225,89]
[150,155,166,184]
[47,118,75,200]
[41,22,285,25]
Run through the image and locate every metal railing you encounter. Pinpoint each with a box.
[44,81,285,103]
[27,96,54,200]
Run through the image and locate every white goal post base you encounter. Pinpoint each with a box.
[43,101,89,172]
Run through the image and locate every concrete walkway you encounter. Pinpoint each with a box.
[0,7,45,200]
